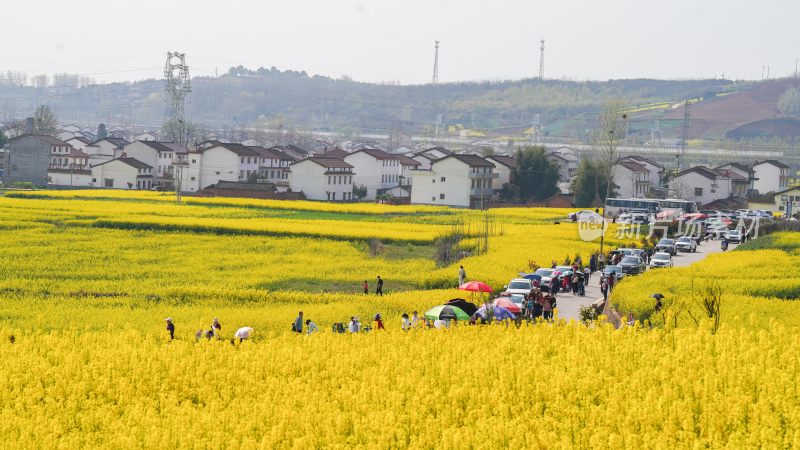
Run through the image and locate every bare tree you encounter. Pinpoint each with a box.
[593,99,629,188]
[33,105,58,135]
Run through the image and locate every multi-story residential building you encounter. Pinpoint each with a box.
[183,143,262,192]
[343,149,401,200]
[410,154,497,208]
[4,135,73,185]
[621,155,665,188]
[715,162,755,192]
[289,157,354,201]
[669,166,732,206]
[91,157,154,190]
[485,155,514,191]
[48,146,91,187]
[256,146,295,186]
[395,154,420,188]
[122,141,187,189]
[614,160,651,198]
[752,160,791,193]
[65,136,92,152]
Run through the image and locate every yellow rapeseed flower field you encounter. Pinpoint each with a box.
[1,191,799,448]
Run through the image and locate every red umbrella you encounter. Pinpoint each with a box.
[458,281,493,293]
[492,297,521,314]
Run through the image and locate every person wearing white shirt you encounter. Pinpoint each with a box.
[233,326,253,344]
[306,320,319,334]
[401,313,412,331]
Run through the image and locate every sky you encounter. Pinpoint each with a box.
[3,0,800,85]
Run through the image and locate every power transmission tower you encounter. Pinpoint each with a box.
[432,41,440,84]
[679,100,690,170]
[539,39,545,79]
[164,52,192,148]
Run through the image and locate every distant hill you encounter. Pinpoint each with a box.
[651,79,800,140]
[0,67,734,135]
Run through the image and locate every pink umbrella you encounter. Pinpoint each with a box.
[458,281,493,293]
[493,297,521,314]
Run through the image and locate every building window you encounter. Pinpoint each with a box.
[104,178,113,188]
[695,187,703,196]
[191,159,196,164]
[440,193,445,200]
[432,196,436,202]
[440,176,446,182]
[432,179,435,183]
[190,176,196,181]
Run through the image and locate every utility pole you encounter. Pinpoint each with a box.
[173,160,188,204]
[431,41,440,84]
[539,39,546,79]
[680,100,690,170]
[164,52,192,147]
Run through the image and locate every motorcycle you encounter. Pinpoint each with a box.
[721,239,729,251]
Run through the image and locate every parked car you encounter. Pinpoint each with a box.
[655,238,677,256]
[618,213,649,225]
[619,256,647,275]
[533,268,555,287]
[617,248,645,258]
[504,278,533,296]
[601,265,625,283]
[675,236,697,252]
[569,210,602,221]
[724,229,742,243]
[649,252,673,268]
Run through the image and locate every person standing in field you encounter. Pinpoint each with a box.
[458,266,466,286]
[541,295,553,322]
[211,318,221,339]
[362,280,369,294]
[376,276,384,296]
[305,319,319,334]
[165,318,175,340]
[293,311,304,334]
[401,313,412,331]
[374,313,385,330]
[411,311,420,328]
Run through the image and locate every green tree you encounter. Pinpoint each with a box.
[778,87,800,116]
[352,184,368,200]
[0,130,7,148]
[571,159,613,207]
[33,105,57,135]
[96,123,108,140]
[510,146,560,202]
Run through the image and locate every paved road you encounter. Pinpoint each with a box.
[556,239,738,322]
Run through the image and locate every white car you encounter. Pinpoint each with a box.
[504,278,533,296]
[569,210,602,221]
[533,268,555,287]
[724,230,742,243]
[649,252,673,268]
[675,236,697,252]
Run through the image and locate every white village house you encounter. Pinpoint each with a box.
[669,166,732,206]
[48,146,91,187]
[123,141,187,189]
[485,155,514,192]
[184,143,262,192]
[752,160,791,194]
[343,149,401,200]
[614,160,651,198]
[289,157,354,201]
[91,157,155,190]
[410,154,496,208]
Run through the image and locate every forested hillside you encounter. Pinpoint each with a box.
[0,66,732,133]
